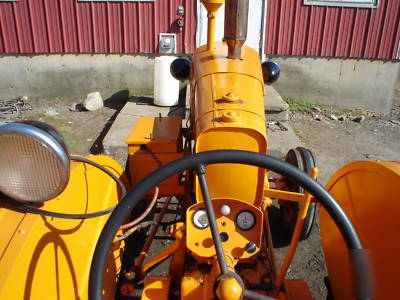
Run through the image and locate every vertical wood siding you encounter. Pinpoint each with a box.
[265,0,400,60]
[0,0,196,54]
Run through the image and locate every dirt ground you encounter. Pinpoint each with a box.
[276,84,400,299]
[0,97,123,157]
[1,85,399,299]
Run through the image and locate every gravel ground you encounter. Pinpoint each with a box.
[279,86,400,299]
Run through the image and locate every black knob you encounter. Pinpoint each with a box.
[170,57,192,81]
[220,232,229,242]
[261,61,280,84]
[245,242,257,254]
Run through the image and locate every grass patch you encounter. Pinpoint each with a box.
[16,113,86,153]
[344,130,352,136]
[292,126,301,135]
[286,98,313,113]
[286,98,313,108]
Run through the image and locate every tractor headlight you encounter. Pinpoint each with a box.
[0,121,70,202]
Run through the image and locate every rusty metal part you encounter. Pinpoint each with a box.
[133,197,173,271]
[224,0,249,59]
[118,221,156,241]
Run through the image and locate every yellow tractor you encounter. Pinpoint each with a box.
[0,1,399,299]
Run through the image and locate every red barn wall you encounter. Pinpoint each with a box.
[264,0,400,60]
[0,0,196,54]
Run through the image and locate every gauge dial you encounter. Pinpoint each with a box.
[236,210,256,231]
[193,209,209,229]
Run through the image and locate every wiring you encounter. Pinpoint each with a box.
[118,218,184,241]
[70,155,127,197]
[120,186,159,230]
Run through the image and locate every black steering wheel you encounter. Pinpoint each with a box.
[89,150,371,300]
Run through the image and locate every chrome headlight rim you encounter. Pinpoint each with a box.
[0,121,70,202]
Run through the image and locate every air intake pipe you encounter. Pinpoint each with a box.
[224,0,249,60]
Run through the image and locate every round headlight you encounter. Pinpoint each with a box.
[0,121,70,202]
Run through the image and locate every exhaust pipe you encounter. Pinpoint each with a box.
[224,0,249,60]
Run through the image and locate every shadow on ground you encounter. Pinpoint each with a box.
[90,87,188,155]
[90,90,130,154]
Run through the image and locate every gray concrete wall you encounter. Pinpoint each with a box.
[1,54,399,113]
[0,54,155,101]
[267,56,400,113]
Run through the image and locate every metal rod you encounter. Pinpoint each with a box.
[207,12,216,51]
[274,168,318,290]
[196,164,228,275]
[134,196,172,270]
[243,289,277,300]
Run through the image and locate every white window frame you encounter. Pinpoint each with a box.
[304,0,379,8]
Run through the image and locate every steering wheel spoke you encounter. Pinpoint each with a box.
[196,164,229,275]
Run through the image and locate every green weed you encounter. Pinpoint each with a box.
[286,98,313,108]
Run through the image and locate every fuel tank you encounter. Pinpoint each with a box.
[191,41,267,206]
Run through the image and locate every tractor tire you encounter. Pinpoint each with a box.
[279,147,318,241]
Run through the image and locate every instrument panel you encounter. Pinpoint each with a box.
[186,199,263,259]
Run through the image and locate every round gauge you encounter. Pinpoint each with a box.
[236,210,256,231]
[192,209,209,229]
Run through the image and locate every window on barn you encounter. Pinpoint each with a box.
[304,0,379,8]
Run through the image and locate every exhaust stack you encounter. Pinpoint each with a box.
[224,0,249,60]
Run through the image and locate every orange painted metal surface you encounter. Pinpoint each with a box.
[181,259,222,300]
[141,222,185,277]
[126,116,184,196]
[321,160,400,300]
[0,156,125,299]
[186,199,263,260]
[142,276,172,300]
[284,280,312,300]
[192,42,267,206]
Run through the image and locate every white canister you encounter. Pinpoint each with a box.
[154,56,179,106]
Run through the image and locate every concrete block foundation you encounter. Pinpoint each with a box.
[1,54,398,114]
[267,56,400,113]
[0,54,155,101]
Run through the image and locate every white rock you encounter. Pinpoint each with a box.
[19,96,29,102]
[329,114,338,121]
[44,108,59,117]
[68,102,78,112]
[312,106,321,112]
[82,92,103,111]
[314,115,322,121]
